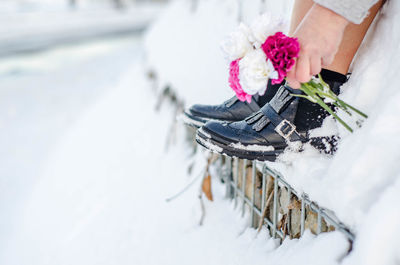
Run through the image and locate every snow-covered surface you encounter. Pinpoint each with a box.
[0,35,143,246]
[268,0,400,230]
[0,34,350,265]
[145,0,400,264]
[0,1,164,56]
[1,0,399,263]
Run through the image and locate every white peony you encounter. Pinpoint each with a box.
[239,49,278,96]
[249,13,287,48]
[220,23,253,61]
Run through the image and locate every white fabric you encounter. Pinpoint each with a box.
[313,0,379,24]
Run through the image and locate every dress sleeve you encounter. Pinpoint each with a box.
[313,0,379,24]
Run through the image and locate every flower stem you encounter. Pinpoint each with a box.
[300,83,354,133]
[336,98,368,118]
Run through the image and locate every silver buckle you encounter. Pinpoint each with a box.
[275,119,296,139]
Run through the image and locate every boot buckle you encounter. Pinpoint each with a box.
[275,119,296,139]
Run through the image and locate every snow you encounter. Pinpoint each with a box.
[1,0,399,263]
[196,134,223,153]
[266,231,348,265]
[0,32,349,265]
[144,0,400,264]
[0,35,144,249]
[0,1,164,56]
[267,0,400,241]
[342,175,400,265]
[229,142,275,152]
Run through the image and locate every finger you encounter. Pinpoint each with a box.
[310,56,322,76]
[286,72,296,87]
[286,58,297,80]
[288,79,301,89]
[295,53,311,83]
[286,64,300,89]
[321,54,335,67]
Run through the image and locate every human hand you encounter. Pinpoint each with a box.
[286,4,349,88]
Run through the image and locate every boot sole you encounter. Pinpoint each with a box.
[196,128,284,161]
[181,111,212,128]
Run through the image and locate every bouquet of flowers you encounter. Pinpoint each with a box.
[221,14,367,132]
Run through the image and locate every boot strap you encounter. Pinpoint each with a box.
[261,105,303,141]
[246,85,305,142]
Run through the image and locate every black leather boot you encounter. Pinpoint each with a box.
[196,71,346,161]
[182,81,282,128]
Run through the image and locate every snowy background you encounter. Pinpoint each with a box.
[0,0,399,264]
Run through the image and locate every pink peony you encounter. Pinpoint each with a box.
[229,59,252,103]
[261,32,300,84]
